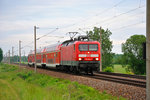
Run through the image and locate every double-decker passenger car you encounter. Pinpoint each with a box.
[28,35,101,74]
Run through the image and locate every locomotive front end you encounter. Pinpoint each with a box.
[76,41,101,74]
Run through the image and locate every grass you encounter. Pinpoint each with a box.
[0,63,126,100]
[113,64,134,74]
[113,64,127,74]
[14,62,28,64]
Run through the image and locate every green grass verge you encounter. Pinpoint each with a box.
[14,62,28,64]
[0,63,126,100]
[113,64,127,74]
[113,64,133,74]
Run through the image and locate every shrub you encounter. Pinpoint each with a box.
[17,71,33,80]
[0,63,18,72]
[103,67,114,72]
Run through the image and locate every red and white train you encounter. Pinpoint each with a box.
[28,35,101,74]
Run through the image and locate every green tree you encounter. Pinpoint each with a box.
[122,35,146,75]
[0,48,3,62]
[13,55,19,62]
[86,27,114,69]
[112,54,123,64]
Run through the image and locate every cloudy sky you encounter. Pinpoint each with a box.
[0,0,146,56]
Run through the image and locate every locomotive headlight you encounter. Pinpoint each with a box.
[96,58,99,60]
[79,58,82,61]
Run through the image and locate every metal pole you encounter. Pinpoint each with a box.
[19,40,21,67]
[12,46,14,63]
[24,51,25,62]
[17,55,18,63]
[5,53,7,63]
[2,54,4,63]
[8,50,10,64]
[99,27,102,72]
[146,0,150,99]
[6,52,8,63]
[3,54,5,63]
[34,26,37,73]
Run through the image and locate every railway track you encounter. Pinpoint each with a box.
[87,73,146,88]
[12,63,146,88]
[96,71,146,79]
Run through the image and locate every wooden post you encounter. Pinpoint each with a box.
[34,26,37,73]
[99,27,102,72]
[146,0,150,99]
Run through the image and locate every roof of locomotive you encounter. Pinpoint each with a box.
[74,40,100,44]
[61,40,100,48]
[61,35,100,46]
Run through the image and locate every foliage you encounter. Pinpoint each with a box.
[122,35,146,75]
[113,64,131,74]
[0,63,126,100]
[3,55,28,63]
[0,63,18,72]
[0,48,3,62]
[86,27,114,69]
[112,54,123,64]
[17,71,33,80]
[103,67,114,72]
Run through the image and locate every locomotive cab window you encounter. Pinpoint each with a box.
[79,44,88,51]
[89,44,98,51]
[79,44,98,51]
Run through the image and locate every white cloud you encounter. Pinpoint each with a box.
[112,40,125,45]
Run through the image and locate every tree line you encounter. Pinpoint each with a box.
[86,27,146,75]
[1,53,28,63]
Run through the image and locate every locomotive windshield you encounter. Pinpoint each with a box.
[89,44,98,51]
[79,44,88,51]
[79,44,98,51]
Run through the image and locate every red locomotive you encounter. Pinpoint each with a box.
[28,35,101,74]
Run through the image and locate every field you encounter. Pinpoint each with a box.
[113,64,127,74]
[0,63,126,100]
[113,64,133,74]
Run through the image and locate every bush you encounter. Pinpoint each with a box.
[0,63,18,72]
[103,67,114,72]
[17,71,33,80]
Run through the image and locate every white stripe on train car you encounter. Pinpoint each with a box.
[46,63,59,67]
[37,63,41,66]
[28,63,33,65]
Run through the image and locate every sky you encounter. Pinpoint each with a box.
[0,0,146,56]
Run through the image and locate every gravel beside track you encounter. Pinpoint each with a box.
[13,64,146,100]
